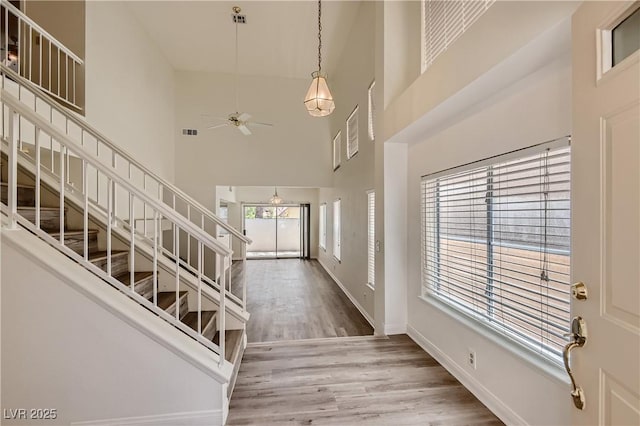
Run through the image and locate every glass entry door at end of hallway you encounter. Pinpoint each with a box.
[243,204,304,259]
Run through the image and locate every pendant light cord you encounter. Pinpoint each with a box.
[235,13,240,113]
[317,0,322,73]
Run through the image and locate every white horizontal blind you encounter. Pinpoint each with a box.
[368,81,376,141]
[367,191,375,287]
[347,106,359,159]
[422,0,495,72]
[421,140,571,361]
[333,131,342,170]
[333,199,341,260]
[319,204,327,249]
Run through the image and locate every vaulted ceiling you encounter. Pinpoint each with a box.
[126,1,363,80]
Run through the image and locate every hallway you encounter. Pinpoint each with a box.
[242,259,374,343]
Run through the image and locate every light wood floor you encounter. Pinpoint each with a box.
[240,259,374,343]
[227,335,503,425]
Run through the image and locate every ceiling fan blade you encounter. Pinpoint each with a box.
[207,123,230,130]
[238,124,252,136]
[237,112,252,122]
[247,121,274,128]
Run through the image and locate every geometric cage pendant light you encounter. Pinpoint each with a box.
[304,0,335,117]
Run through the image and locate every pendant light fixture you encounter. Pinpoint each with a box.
[304,0,335,117]
[270,187,283,205]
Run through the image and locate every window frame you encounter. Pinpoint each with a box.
[421,0,495,73]
[319,203,327,250]
[332,131,342,171]
[346,105,359,160]
[420,138,571,365]
[333,198,341,262]
[368,81,375,141]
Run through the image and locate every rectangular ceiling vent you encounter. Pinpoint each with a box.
[232,14,246,24]
[182,129,198,136]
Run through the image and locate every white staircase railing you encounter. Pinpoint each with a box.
[1,61,251,312]
[1,0,83,112]
[2,81,240,366]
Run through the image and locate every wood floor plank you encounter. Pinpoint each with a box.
[227,335,503,425]
[239,259,374,343]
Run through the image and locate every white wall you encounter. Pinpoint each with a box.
[405,55,572,426]
[1,230,225,425]
[317,1,376,322]
[174,71,332,212]
[84,1,176,182]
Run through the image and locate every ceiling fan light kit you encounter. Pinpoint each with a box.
[304,0,335,117]
[206,6,274,136]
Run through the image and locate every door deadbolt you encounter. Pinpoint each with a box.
[571,282,588,300]
[563,316,587,410]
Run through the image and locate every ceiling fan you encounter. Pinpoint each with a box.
[206,6,273,136]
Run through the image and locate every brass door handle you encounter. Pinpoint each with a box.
[563,316,587,410]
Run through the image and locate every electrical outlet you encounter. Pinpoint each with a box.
[468,349,477,369]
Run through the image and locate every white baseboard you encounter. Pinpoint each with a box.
[317,259,374,327]
[71,410,223,425]
[406,324,526,426]
[383,322,407,335]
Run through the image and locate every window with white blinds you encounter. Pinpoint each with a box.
[421,138,571,362]
[319,204,327,250]
[367,191,375,287]
[422,0,495,73]
[333,131,342,171]
[346,106,359,159]
[333,199,342,261]
[368,81,376,141]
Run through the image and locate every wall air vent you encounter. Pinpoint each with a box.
[232,14,246,24]
[182,129,198,136]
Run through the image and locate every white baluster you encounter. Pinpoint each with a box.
[107,177,112,276]
[7,109,17,229]
[34,125,41,228]
[174,224,180,320]
[129,193,135,292]
[219,259,226,366]
[197,241,202,335]
[59,145,65,243]
[153,210,158,307]
[83,160,88,261]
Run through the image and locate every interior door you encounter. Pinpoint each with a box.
[572,2,639,424]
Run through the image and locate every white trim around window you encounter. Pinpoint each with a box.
[368,81,375,141]
[346,106,359,159]
[367,190,375,288]
[333,198,341,261]
[319,203,327,250]
[421,137,571,365]
[333,131,342,171]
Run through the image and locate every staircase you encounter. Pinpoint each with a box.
[1,1,251,422]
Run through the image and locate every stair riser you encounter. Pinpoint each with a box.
[202,315,217,341]
[18,208,66,232]
[93,254,129,277]
[164,293,189,319]
[134,276,154,300]
[63,233,98,255]
[1,186,36,206]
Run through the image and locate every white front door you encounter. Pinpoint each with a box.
[572,1,640,425]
